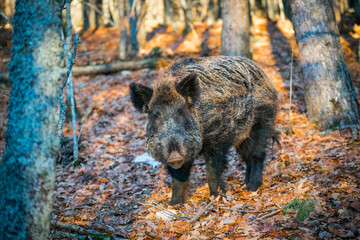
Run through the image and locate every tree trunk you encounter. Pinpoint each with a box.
[291,0,360,130]
[333,0,342,24]
[119,0,128,59]
[355,0,360,20]
[129,0,139,55]
[221,0,251,58]
[0,0,62,239]
[102,0,110,25]
[109,0,120,26]
[89,0,97,28]
[206,0,218,25]
[70,0,84,31]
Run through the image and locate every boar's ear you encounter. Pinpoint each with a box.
[176,73,201,105]
[129,83,153,112]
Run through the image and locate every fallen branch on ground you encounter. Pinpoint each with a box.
[53,230,89,240]
[139,202,189,220]
[249,209,282,224]
[213,206,278,213]
[52,205,103,222]
[0,57,164,84]
[146,231,163,240]
[51,220,103,235]
[189,195,220,224]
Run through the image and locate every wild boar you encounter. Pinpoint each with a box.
[129,56,279,205]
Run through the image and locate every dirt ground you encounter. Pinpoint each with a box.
[1,16,360,239]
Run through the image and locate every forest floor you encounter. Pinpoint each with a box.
[1,16,360,239]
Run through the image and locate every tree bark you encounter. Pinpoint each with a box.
[0,0,62,239]
[291,0,360,130]
[102,0,110,25]
[70,0,84,31]
[333,0,342,24]
[118,0,128,59]
[89,0,97,28]
[221,0,251,58]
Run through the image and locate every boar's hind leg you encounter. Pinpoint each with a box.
[204,145,229,196]
[167,163,192,205]
[237,122,271,191]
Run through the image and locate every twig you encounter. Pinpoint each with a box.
[57,31,80,137]
[0,86,10,97]
[250,209,282,224]
[189,195,220,224]
[145,231,163,240]
[213,206,278,213]
[76,50,100,57]
[288,32,294,130]
[51,220,104,235]
[314,142,360,160]
[53,230,89,240]
[77,96,92,143]
[0,11,13,31]
[83,1,117,27]
[139,202,189,220]
[53,205,103,222]
[64,1,79,164]
[91,220,129,239]
[322,204,342,221]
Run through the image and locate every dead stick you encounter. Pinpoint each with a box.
[139,202,189,220]
[145,231,163,240]
[250,209,282,224]
[77,96,92,143]
[51,220,103,235]
[189,195,220,224]
[213,206,277,213]
[53,205,103,222]
[0,11,12,31]
[54,230,89,239]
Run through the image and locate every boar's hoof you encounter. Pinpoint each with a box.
[169,196,185,206]
[245,181,262,192]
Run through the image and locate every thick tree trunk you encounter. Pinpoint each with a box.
[102,0,110,25]
[109,0,120,26]
[206,0,218,25]
[129,0,139,55]
[89,0,97,28]
[0,0,62,239]
[291,0,360,130]
[221,0,251,58]
[119,0,128,59]
[70,0,84,31]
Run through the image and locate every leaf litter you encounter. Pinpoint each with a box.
[0,16,360,239]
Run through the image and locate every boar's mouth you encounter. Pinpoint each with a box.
[167,151,184,169]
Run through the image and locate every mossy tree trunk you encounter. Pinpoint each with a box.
[0,0,62,239]
[221,0,251,58]
[291,0,360,130]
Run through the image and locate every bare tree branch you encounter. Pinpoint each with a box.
[0,10,13,31]
[57,31,80,137]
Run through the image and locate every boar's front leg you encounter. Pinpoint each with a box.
[167,163,192,205]
[203,145,229,196]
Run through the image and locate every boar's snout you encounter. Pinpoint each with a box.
[167,151,184,169]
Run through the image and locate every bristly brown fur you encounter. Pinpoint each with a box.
[130,56,279,205]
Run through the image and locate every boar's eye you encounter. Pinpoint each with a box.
[177,108,185,115]
[152,112,161,120]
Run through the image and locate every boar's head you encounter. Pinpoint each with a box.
[129,74,202,169]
